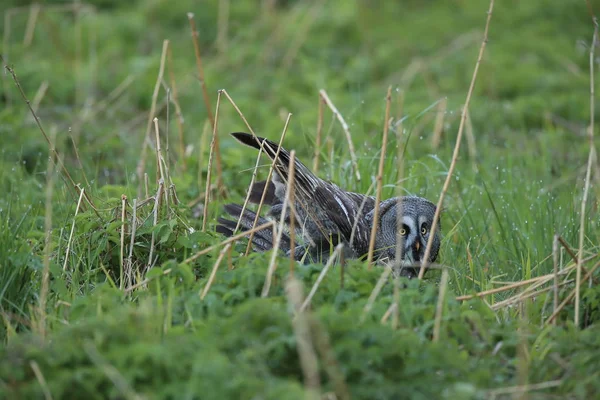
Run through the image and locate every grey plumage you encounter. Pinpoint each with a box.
[216,132,441,278]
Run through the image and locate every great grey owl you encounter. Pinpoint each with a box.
[216,132,441,278]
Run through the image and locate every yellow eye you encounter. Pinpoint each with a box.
[421,227,427,235]
[399,228,407,236]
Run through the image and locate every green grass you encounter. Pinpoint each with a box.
[1,0,600,398]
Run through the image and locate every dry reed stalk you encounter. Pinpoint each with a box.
[79,75,134,125]
[235,145,266,233]
[136,40,169,197]
[380,303,396,325]
[310,317,351,400]
[431,97,447,149]
[319,90,361,181]
[119,195,127,289]
[153,118,166,182]
[262,151,297,297]
[216,0,229,54]
[2,56,104,215]
[492,279,574,311]
[361,266,393,321]
[456,264,578,302]
[68,133,91,189]
[166,47,187,171]
[196,119,211,192]
[546,259,600,325]
[485,380,563,399]
[220,90,258,134]
[200,243,232,300]
[147,182,164,269]
[144,173,149,198]
[83,342,144,400]
[245,115,291,255]
[30,361,52,400]
[188,13,223,192]
[367,86,393,267]
[126,198,138,288]
[418,0,495,279]
[184,221,275,264]
[202,90,222,232]
[281,0,324,69]
[432,268,449,342]
[553,234,559,323]
[124,268,173,293]
[313,95,324,172]
[300,244,344,312]
[575,20,598,327]
[285,277,321,398]
[392,276,400,329]
[465,109,478,171]
[62,186,85,271]
[38,128,57,339]
[23,4,41,46]
[31,80,49,115]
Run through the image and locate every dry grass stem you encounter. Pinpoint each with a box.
[361,266,393,321]
[546,259,600,325]
[62,187,85,271]
[2,56,102,214]
[200,243,232,300]
[319,89,361,181]
[492,279,574,311]
[367,86,393,267]
[313,95,324,172]
[136,39,169,197]
[431,97,447,149]
[166,46,187,171]
[465,109,478,171]
[31,80,49,115]
[126,198,138,288]
[153,118,166,184]
[285,277,321,398]
[282,0,324,69]
[197,119,211,191]
[310,318,351,400]
[300,244,344,312]
[245,115,292,255]
[83,342,145,400]
[262,151,297,297]
[220,90,258,134]
[418,0,495,279]
[184,221,275,264]
[216,0,229,54]
[456,262,581,302]
[433,268,449,342]
[147,182,164,269]
[119,195,127,289]
[30,361,53,400]
[553,234,559,322]
[380,303,396,325]
[202,90,222,232]
[575,20,598,327]
[23,3,41,46]
[124,268,173,293]
[38,129,57,339]
[188,13,223,192]
[486,380,563,398]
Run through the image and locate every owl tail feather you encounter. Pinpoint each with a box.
[216,203,291,252]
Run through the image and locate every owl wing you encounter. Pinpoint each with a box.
[229,132,374,253]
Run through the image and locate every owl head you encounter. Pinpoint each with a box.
[374,196,441,278]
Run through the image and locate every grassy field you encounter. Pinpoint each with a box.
[1,0,600,398]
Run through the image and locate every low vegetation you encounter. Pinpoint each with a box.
[1,0,599,398]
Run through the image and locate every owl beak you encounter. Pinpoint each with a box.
[414,241,420,252]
